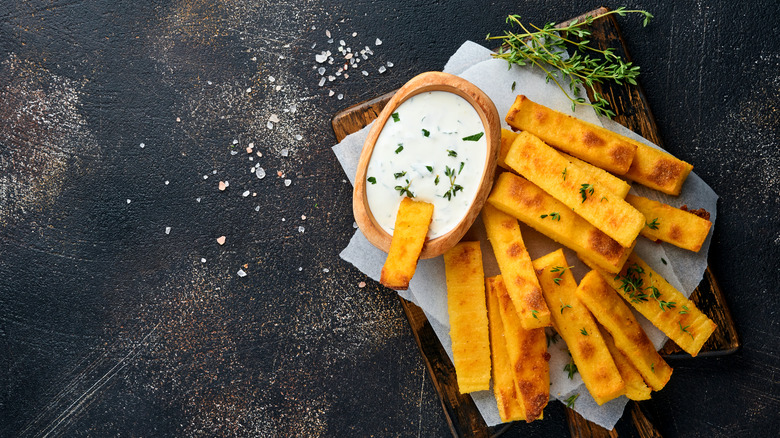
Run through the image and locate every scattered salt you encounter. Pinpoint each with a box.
[337,94,343,100]
[284,179,292,187]
[298,267,303,271]
[126,199,131,204]
[246,87,252,93]
[165,180,169,185]
[237,269,247,277]
[203,175,208,180]
[256,167,266,179]
[242,190,250,197]
[318,67,326,75]
[353,222,358,229]
[201,258,206,263]
[139,142,145,148]
[378,66,387,74]
[375,38,382,45]
[358,281,366,288]
[269,114,280,123]
[217,236,226,245]
[254,206,260,211]
[294,135,303,141]
[323,268,330,273]
[280,148,289,157]
[387,61,394,67]
[268,76,275,82]
[196,197,201,202]
[352,32,357,37]
[318,77,326,87]
[325,30,331,38]
[219,181,227,191]
[267,121,274,129]
[232,139,239,145]
[301,215,306,220]
[165,227,171,235]
[329,90,335,96]
[362,70,368,76]
[298,226,305,233]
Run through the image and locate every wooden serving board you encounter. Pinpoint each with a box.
[332,8,739,438]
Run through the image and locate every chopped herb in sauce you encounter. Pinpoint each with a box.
[458,162,465,175]
[394,179,414,198]
[426,165,433,172]
[391,112,400,122]
[422,128,430,137]
[367,176,377,184]
[393,171,407,179]
[447,149,458,157]
[462,132,484,141]
[394,144,404,154]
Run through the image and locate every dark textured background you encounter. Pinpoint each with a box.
[1,1,778,437]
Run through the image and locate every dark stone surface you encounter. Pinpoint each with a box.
[0,1,777,436]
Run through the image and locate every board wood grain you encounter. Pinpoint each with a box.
[332,7,739,437]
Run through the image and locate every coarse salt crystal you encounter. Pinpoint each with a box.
[237,269,247,277]
[318,77,326,87]
[126,199,131,204]
[298,267,303,271]
[254,206,260,211]
[352,32,357,37]
[256,167,266,179]
[165,227,171,235]
[362,70,368,76]
[201,258,206,263]
[246,87,252,93]
[329,90,335,96]
[217,236,226,245]
[387,61,394,67]
[318,67,326,75]
[248,142,254,148]
[232,139,239,145]
[325,30,331,38]
[268,76,275,82]
[213,170,218,174]
[203,175,208,180]
[246,146,253,154]
[315,51,330,63]
[327,75,335,82]
[242,190,250,197]
[267,121,274,129]
[375,38,382,45]
[358,281,366,288]
[353,222,358,228]
[294,134,303,141]
[323,268,330,273]
[280,148,289,157]
[207,81,212,85]
[301,215,306,220]
[269,114,280,123]
[165,180,169,185]
[230,150,238,155]
[196,197,201,202]
[339,40,345,46]
[140,142,145,148]
[337,94,343,100]
[218,181,227,191]
[176,117,181,122]
[378,66,386,74]
[298,226,305,233]
[284,179,292,187]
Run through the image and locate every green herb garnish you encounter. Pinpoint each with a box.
[395,144,404,154]
[394,179,414,198]
[580,328,588,336]
[646,218,660,230]
[560,303,573,314]
[679,321,694,340]
[391,112,400,122]
[565,393,580,408]
[426,165,433,172]
[393,171,407,179]
[434,175,440,185]
[422,128,430,137]
[487,8,654,117]
[579,183,594,202]
[564,356,578,379]
[541,212,561,221]
[531,309,539,319]
[562,167,567,181]
[447,149,458,157]
[442,165,463,201]
[462,132,484,142]
[367,176,376,184]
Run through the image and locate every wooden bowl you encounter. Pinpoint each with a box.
[353,71,500,259]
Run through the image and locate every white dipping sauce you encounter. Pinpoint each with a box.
[365,90,487,239]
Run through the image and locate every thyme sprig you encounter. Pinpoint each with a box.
[442,165,463,201]
[487,8,653,117]
[617,264,676,311]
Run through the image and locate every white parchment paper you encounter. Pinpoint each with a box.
[333,41,718,429]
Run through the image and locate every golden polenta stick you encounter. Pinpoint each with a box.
[504,131,644,247]
[626,194,712,252]
[532,249,625,405]
[486,276,526,423]
[505,95,636,174]
[487,172,633,274]
[482,203,550,329]
[622,140,693,196]
[444,242,491,393]
[598,325,652,400]
[379,197,433,289]
[575,270,673,390]
[559,151,631,199]
[498,128,519,171]
[500,130,632,199]
[596,253,717,357]
[491,275,549,421]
